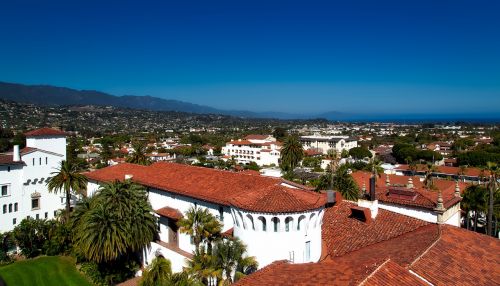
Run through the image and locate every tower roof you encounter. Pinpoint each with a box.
[24,128,67,137]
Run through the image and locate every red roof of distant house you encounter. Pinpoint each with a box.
[85,162,321,213]
[244,134,270,140]
[155,206,183,220]
[230,184,326,213]
[351,171,466,210]
[395,164,489,177]
[304,149,322,157]
[24,127,67,137]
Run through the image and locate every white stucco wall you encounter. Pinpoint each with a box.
[144,241,190,273]
[232,207,324,268]
[26,136,66,161]
[378,201,461,226]
[0,148,65,232]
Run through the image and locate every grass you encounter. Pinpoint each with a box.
[0,256,92,286]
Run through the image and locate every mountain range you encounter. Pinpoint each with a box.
[0,81,498,122]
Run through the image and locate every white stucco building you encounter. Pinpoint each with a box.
[221,135,282,167]
[85,162,327,272]
[300,134,357,154]
[0,128,67,232]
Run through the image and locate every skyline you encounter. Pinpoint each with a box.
[1,0,499,114]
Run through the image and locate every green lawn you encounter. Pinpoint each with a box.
[0,256,92,286]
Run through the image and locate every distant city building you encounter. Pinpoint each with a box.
[221,135,282,166]
[300,134,357,154]
[0,128,67,232]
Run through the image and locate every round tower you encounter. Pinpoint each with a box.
[230,185,326,268]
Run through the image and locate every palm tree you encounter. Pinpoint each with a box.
[211,238,258,285]
[485,162,499,236]
[72,180,157,263]
[458,165,467,182]
[126,141,152,166]
[139,256,172,286]
[461,185,488,232]
[47,160,88,222]
[177,206,222,250]
[423,162,438,189]
[280,136,304,172]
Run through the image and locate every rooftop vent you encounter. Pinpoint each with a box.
[326,190,336,207]
[350,206,372,223]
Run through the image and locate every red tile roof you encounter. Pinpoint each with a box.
[155,206,183,220]
[322,201,430,258]
[230,184,326,213]
[410,225,500,286]
[244,134,270,140]
[24,127,67,137]
[351,171,466,210]
[361,260,427,286]
[0,154,23,165]
[85,162,322,213]
[395,164,489,177]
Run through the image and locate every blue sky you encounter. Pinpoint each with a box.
[0,0,499,114]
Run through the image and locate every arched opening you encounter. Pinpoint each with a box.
[285,217,293,232]
[246,214,255,230]
[297,215,306,231]
[272,217,280,232]
[238,212,246,229]
[233,210,240,227]
[309,213,316,230]
[258,216,267,231]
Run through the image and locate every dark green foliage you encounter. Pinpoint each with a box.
[452,138,475,151]
[392,143,443,163]
[0,232,14,265]
[280,136,304,171]
[314,166,359,201]
[457,151,500,167]
[272,127,287,141]
[12,218,49,258]
[348,147,372,159]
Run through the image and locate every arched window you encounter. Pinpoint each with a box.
[233,210,240,227]
[238,212,246,229]
[309,213,316,230]
[246,214,255,230]
[14,203,18,212]
[2,204,6,214]
[258,216,267,231]
[285,217,293,232]
[272,217,280,232]
[8,204,12,213]
[297,215,306,231]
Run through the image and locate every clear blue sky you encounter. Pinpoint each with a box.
[1,0,499,114]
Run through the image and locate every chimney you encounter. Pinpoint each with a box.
[369,176,376,201]
[13,145,20,162]
[326,190,336,207]
[125,174,133,180]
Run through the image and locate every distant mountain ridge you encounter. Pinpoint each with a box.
[0,81,308,119]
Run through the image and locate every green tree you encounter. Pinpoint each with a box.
[486,162,499,236]
[348,147,372,160]
[47,160,88,222]
[177,206,222,250]
[272,127,287,141]
[126,141,152,166]
[12,218,49,258]
[72,180,157,263]
[280,136,304,172]
[461,185,488,232]
[211,238,258,285]
[139,256,173,286]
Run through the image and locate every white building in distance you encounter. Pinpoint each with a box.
[300,134,357,154]
[222,135,282,166]
[0,128,67,232]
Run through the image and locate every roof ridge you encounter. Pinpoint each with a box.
[409,224,442,267]
[358,258,392,286]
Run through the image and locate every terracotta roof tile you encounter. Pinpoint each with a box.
[24,127,67,137]
[155,206,183,220]
[85,162,322,214]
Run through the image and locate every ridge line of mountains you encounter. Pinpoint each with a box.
[0,81,498,122]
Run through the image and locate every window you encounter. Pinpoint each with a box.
[54,210,57,217]
[258,216,267,231]
[13,218,16,225]
[39,157,42,165]
[285,217,293,232]
[36,214,39,220]
[45,212,48,219]
[1,185,8,196]
[8,204,12,213]
[7,166,10,172]
[2,204,6,214]
[14,203,18,212]
[305,241,311,261]
[46,157,48,165]
[218,206,224,221]
[33,158,35,165]
[272,217,280,232]
[31,198,40,210]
